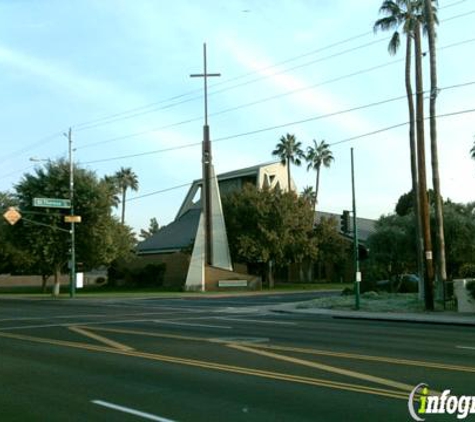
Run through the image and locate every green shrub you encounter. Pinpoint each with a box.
[466,281,475,301]
[460,264,475,278]
[107,261,166,288]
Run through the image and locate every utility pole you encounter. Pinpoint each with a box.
[66,128,76,298]
[190,43,221,266]
[351,148,360,310]
[414,22,435,311]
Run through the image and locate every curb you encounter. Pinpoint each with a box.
[269,305,475,326]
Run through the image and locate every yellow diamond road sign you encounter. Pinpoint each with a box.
[3,207,22,225]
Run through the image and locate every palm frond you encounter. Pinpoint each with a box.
[388,31,401,55]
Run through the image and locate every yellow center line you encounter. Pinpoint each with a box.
[69,326,134,352]
[79,325,472,375]
[76,325,208,343]
[0,330,407,400]
[249,343,475,373]
[228,343,416,393]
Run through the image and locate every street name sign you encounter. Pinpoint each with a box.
[33,197,71,209]
[64,215,82,223]
[3,207,22,225]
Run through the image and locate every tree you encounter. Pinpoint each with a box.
[0,191,34,275]
[139,217,160,240]
[374,0,437,309]
[368,213,417,279]
[374,0,424,294]
[300,186,316,206]
[102,175,121,209]
[422,0,446,297]
[441,201,475,279]
[395,189,435,217]
[223,185,318,287]
[114,167,139,224]
[13,160,136,295]
[471,137,475,160]
[271,133,304,191]
[368,201,475,287]
[313,217,350,282]
[305,139,334,209]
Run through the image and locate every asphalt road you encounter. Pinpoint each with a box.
[0,293,474,421]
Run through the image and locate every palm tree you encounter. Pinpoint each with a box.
[374,0,426,301]
[114,167,139,224]
[101,175,121,209]
[272,133,304,192]
[423,0,446,290]
[305,139,334,210]
[300,186,316,206]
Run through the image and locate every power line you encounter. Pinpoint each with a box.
[81,80,475,165]
[64,5,475,134]
[77,35,475,152]
[0,132,63,166]
[2,2,473,169]
[124,106,475,203]
[331,107,475,147]
[82,141,202,165]
[127,182,191,202]
[72,38,389,134]
[0,164,36,181]
[77,58,403,151]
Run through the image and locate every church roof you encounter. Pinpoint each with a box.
[137,208,200,254]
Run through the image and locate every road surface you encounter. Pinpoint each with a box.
[0,293,473,421]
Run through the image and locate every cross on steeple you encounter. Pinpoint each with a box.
[190,43,221,126]
[190,43,221,266]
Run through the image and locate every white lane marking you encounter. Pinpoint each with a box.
[154,320,232,329]
[92,400,176,421]
[214,317,296,326]
[457,346,475,350]
[0,310,199,323]
[0,319,155,331]
[211,337,270,344]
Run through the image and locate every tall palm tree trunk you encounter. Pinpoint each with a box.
[121,188,126,224]
[286,159,291,192]
[405,32,424,299]
[424,0,447,297]
[414,21,434,311]
[314,166,321,210]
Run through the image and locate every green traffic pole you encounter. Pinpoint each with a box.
[68,128,76,298]
[351,148,360,310]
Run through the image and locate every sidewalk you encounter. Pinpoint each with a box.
[267,302,475,326]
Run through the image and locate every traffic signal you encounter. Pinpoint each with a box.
[340,210,350,233]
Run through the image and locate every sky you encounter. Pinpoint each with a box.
[0,0,474,235]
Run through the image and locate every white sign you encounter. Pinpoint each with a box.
[356,271,362,282]
[76,272,84,289]
[218,280,248,288]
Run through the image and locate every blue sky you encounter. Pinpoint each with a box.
[1,0,474,234]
